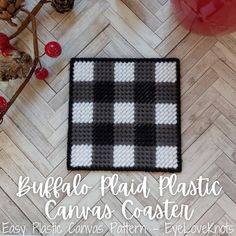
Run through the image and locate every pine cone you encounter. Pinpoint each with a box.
[0,48,32,81]
[0,0,25,26]
[52,0,74,13]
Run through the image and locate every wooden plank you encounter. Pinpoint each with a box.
[182,87,220,132]
[0,150,47,213]
[181,37,217,75]
[49,101,68,130]
[181,51,217,94]
[0,170,50,228]
[1,116,53,172]
[155,24,189,56]
[216,154,236,184]
[6,106,54,157]
[174,186,223,233]
[121,0,162,31]
[209,125,236,163]
[217,34,236,55]
[217,214,236,234]
[104,26,142,57]
[182,105,220,152]
[139,0,161,14]
[52,0,109,43]
[2,85,55,139]
[107,0,161,48]
[0,188,34,235]
[186,204,224,236]
[212,42,236,72]
[47,139,67,167]
[213,78,236,108]
[0,132,52,178]
[155,1,172,22]
[218,174,236,203]
[212,60,236,91]
[155,15,180,39]
[49,84,69,111]
[182,69,218,113]
[168,31,203,59]
[104,8,160,57]
[48,120,68,147]
[214,115,236,145]
[217,194,236,222]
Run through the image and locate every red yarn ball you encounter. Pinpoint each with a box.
[0,96,8,113]
[45,41,62,58]
[172,0,236,35]
[35,67,49,80]
[0,33,10,50]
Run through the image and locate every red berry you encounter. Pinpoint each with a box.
[1,45,16,57]
[35,67,49,80]
[0,96,8,113]
[0,33,10,50]
[45,41,62,58]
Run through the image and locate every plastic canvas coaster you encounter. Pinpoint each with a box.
[67,58,181,172]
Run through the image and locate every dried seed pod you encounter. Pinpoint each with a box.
[0,48,33,81]
[0,0,25,26]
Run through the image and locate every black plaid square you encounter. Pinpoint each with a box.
[94,81,114,103]
[135,124,156,146]
[93,124,114,145]
[68,58,181,172]
[134,81,156,104]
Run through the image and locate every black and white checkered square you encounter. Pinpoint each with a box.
[68,58,181,172]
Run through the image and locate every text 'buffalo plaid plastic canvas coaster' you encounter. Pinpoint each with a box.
[68,58,181,172]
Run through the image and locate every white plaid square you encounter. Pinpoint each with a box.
[73,61,94,81]
[113,145,134,167]
[114,102,135,124]
[72,102,93,123]
[156,146,178,169]
[155,62,177,83]
[155,103,177,124]
[71,145,93,167]
[114,62,135,82]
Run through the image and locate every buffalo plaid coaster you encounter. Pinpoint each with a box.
[67,58,181,172]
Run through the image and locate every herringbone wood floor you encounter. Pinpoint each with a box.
[0,0,236,235]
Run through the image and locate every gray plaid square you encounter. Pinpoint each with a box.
[135,104,156,124]
[114,124,134,145]
[94,103,114,123]
[114,82,134,102]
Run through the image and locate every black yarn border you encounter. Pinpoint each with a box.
[67,58,182,173]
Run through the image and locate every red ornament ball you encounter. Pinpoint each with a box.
[172,0,236,35]
[0,33,10,50]
[45,41,62,58]
[0,96,8,113]
[35,67,49,80]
